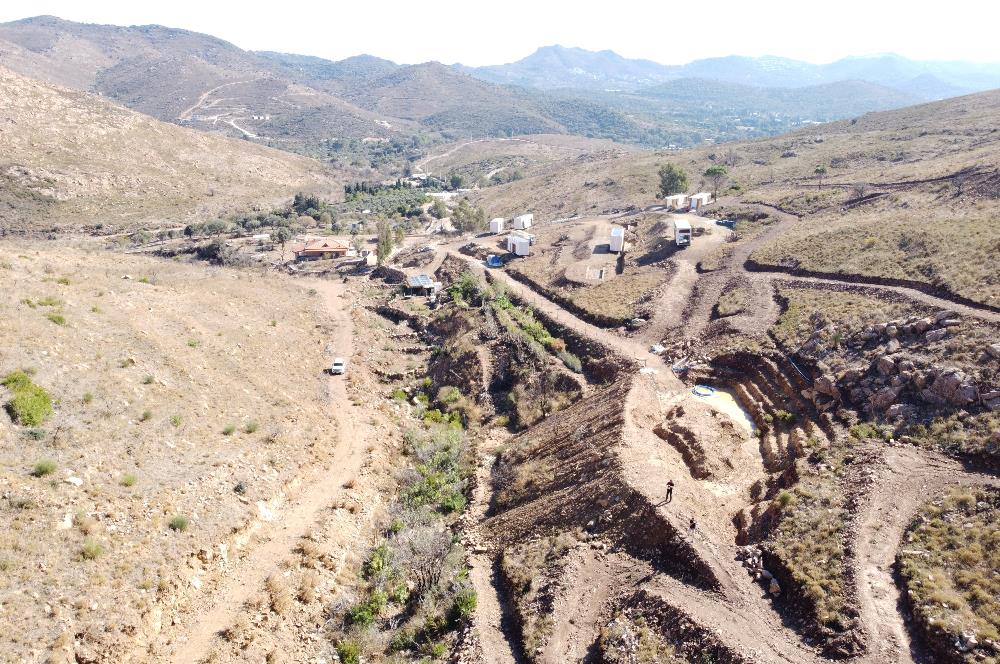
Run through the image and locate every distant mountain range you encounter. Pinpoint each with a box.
[2,16,997,166]
[461,45,1000,100]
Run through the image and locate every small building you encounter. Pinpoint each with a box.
[663,194,688,210]
[674,219,692,247]
[511,213,534,230]
[609,226,625,253]
[489,218,505,234]
[405,274,440,296]
[689,192,713,210]
[510,229,535,245]
[507,234,531,256]
[293,239,351,261]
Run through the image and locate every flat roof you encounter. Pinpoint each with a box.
[611,227,625,237]
[406,274,434,288]
[674,220,692,230]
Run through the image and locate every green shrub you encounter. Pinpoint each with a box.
[45,312,66,325]
[142,375,154,385]
[168,515,189,532]
[437,386,462,405]
[346,590,387,627]
[222,424,236,436]
[22,428,46,440]
[336,641,361,664]
[391,388,407,401]
[450,588,477,622]
[362,544,393,580]
[55,277,71,285]
[3,372,53,426]
[776,489,796,509]
[186,339,200,348]
[37,296,62,307]
[82,392,93,404]
[120,473,138,487]
[170,415,182,427]
[139,410,153,422]
[440,491,467,514]
[20,298,36,308]
[244,420,259,434]
[80,539,103,560]
[119,358,135,368]
[31,459,57,477]
[558,351,583,373]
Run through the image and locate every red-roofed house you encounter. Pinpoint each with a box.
[292,239,350,261]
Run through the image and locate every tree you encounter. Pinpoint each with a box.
[703,165,729,200]
[393,224,405,245]
[450,200,486,233]
[814,165,828,189]
[449,173,465,190]
[430,199,448,220]
[272,226,292,262]
[376,219,393,266]
[658,163,689,197]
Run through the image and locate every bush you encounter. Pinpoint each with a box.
[31,459,57,477]
[450,587,477,623]
[558,351,583,373]
[222,424,236,436]
[82,392,93,404]
[120,473,138,487]
[2,370,53,427]
[336,641,361,664]
[168,515,189,532]
[37,296,62,307]
[244,421,259,434]
[80,539,103,561]
[391,388,408,401]
[46,313,66,325]
[139,409,153,422]
[142,375,154,385]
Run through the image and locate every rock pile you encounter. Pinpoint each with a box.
[800,310,999,419]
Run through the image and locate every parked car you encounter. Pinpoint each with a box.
[486,254,503,268]
[330,358,347,375]
[715,219,736,230]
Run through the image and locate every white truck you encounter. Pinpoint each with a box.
[674,219,692,247]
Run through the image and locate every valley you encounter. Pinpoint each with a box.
[0,11,998,664]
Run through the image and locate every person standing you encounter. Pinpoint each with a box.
[665,480,674,503]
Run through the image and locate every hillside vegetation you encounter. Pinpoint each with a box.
[0,65,337,231]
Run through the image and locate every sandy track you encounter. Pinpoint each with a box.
[165,278,370,663]
[852,445,1000,664]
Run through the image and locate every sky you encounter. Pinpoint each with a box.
[1,0,999,66]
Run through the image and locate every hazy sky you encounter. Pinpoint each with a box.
[1,0,999,66]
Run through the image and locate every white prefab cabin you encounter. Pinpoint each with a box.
[609,226,625,253]
[507,235,531,256]
[511,213,534,230]
[689,192,713,209]
[489,218,505,234]
[663,194,688,209]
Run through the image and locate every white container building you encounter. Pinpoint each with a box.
[689,192,713,210]
[511,213,534,230]
[507,234,531,256]
[609,226,625,253]
[663,194,688,210]
[489,218,505,234]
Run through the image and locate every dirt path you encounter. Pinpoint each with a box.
[415,138,535,175]
[177,80,254,121]
[166,278,370,663]
[852,445,1000,664]
[543,548,616,663]
[467,440,523,664]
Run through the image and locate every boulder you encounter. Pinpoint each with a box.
[940,319,961,328]
[768,578,782,596]
[898,359,916,373]
[886,325,899,338]
[840,368,864,383]
[814,374,840,399]
[925,368,979,406]
[887,339,901,353]
[887,403,918,420]
[872,386,901,411]
[876,356,896,376]
[925,328,948,343]
[915,318,933,333]
[987,343,1000,360]
[934,309,958,323]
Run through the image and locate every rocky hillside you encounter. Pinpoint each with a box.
[0,65,337,231]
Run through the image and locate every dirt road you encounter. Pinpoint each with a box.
[166,278,370,663]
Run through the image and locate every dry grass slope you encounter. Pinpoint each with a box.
[0,65,338,231]
[0,243,338,662]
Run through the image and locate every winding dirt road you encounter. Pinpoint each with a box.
[165,278,371,663]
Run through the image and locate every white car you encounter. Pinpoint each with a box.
[330,358,347,375]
